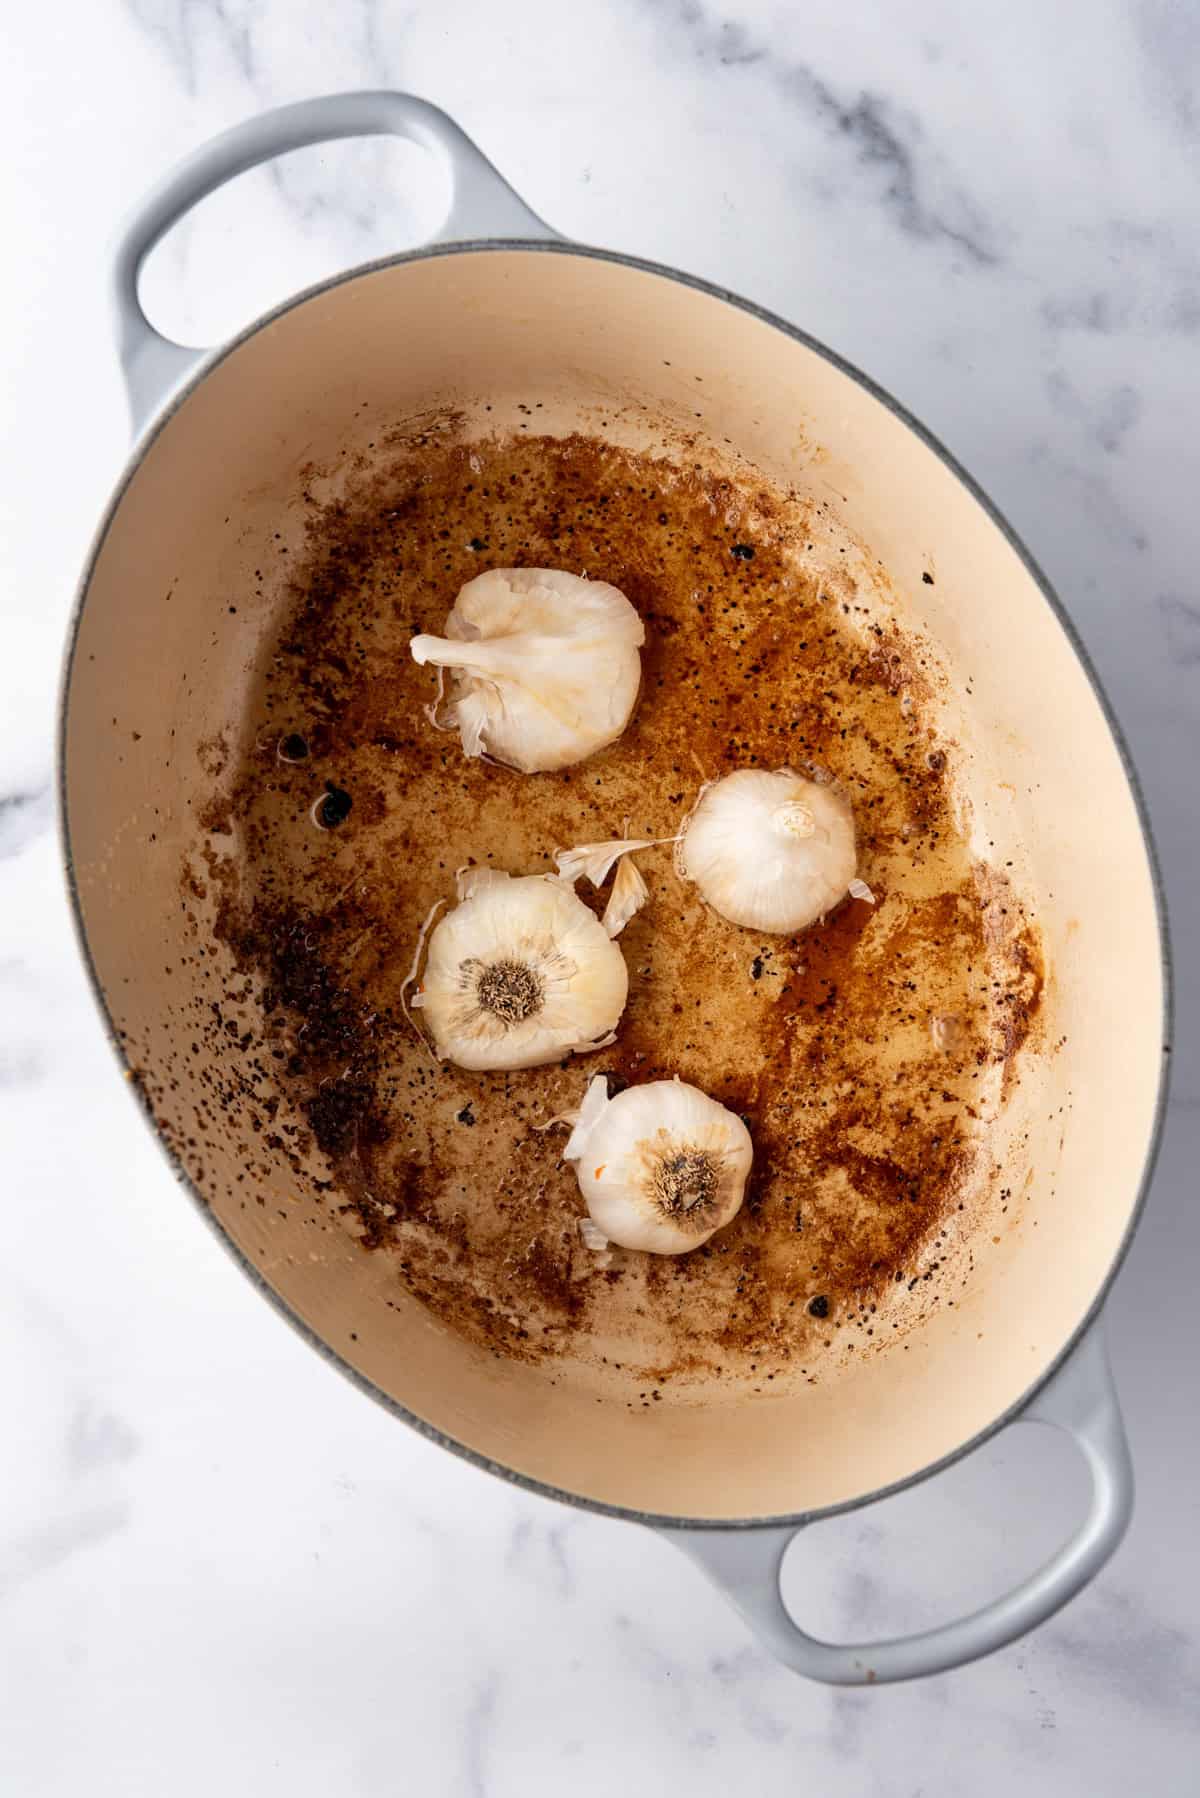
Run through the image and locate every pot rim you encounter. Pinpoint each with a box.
[57,238,1174,1530]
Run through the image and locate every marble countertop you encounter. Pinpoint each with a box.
[3,1,1198,1791]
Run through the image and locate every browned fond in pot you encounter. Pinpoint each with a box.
[195,424,1042,1393]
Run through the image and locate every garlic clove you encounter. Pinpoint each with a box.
[411,568,645,773]
[563,1075,753,1255]
[415,873,629,1072]
[677,767,857,935]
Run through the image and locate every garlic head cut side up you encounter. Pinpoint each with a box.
[412,871,629,1071]
[563,1076,753,1255]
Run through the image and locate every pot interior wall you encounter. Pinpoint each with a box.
[63,250,1164,1518]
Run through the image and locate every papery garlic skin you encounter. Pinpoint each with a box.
[410,568,644,773]
[415,873,628,1071]
[601,855,648,938]
[553,836,658,887]
[564,1076,753,1255]
[553,834,660,938]
[678,768,857,934]
[578,1216,611,1253]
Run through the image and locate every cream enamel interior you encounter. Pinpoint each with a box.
[63,249,1164,1519]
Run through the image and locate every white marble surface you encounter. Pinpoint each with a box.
[2,1,1198,1790]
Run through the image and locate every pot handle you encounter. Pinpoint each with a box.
[111,90,556,432]
[660,1323,1133,1685]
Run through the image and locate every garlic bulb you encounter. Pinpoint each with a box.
[563,1076,753,1255]
[410,568,644,773]
[678,768,857,934]
[412,870,628,1071]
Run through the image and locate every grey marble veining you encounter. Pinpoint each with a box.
[1,1,1198,1791]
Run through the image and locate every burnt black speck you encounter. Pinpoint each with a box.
[808,1294,830,1318]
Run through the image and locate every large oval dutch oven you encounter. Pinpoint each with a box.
[59,92,1171,1684]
